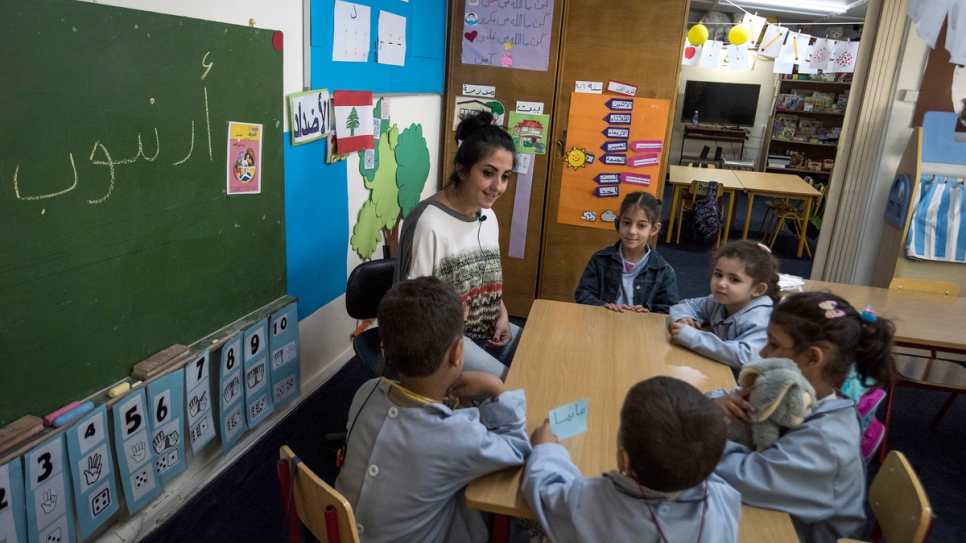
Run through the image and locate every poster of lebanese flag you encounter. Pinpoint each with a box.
[333,90,375,153]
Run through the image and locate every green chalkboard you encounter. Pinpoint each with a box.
[0,0,286,425]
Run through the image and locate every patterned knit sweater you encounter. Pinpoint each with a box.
[395,200,503,341]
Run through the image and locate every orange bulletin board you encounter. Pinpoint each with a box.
[556,93,670,230]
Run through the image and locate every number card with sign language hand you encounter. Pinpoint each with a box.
[219,333,248,454]
[244,319,275,427]
[66,404,120,539]
[269,302,301,409]
[112,388,161,514]
[184,351,217,455]
[148,370,186,484]
[0,457,28,543]
[25,433,75,543]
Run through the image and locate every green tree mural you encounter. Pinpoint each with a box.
[350,99,431,260]
[346,106,360,136]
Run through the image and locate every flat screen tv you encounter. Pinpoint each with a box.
[679,81,761,127]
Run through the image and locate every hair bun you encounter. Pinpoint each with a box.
[455,111,495,141]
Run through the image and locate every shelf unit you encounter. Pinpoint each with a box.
[761,77,852,180]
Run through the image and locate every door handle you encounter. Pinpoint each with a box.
[557,130,567,157]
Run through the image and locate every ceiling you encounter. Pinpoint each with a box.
[688,0,868,25]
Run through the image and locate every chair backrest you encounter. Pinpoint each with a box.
[889,277,960,297]
[689,179,712,199]
[345,258,397,319]
[811,184,827,218]
[868,450,932,543]
[280,445,361,543]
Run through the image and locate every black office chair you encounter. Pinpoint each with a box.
[345,258,396,379]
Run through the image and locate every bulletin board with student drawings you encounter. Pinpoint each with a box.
[556,94,671,230]
[0,0,285,425]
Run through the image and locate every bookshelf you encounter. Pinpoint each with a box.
[762,76,852,179]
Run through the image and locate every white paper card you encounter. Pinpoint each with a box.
[728,44,750,72]
[699,40,723,69]
[515,101,544,114]
[759,25,788,58]
[682,38,699,66]
[377,11,406,66]
[513,153,533,174]
[574,81,603,93]
[742,13,767,47]
[462,84,496,97]
[332,1,371,62]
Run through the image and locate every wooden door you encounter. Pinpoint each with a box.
[442,0,565,317]
[538,1,690,302]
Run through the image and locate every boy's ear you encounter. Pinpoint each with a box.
[446,336,464,371]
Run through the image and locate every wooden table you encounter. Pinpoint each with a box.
[465,300,798,542]
[733,170,822,257]
[801,280,966,354]
[665,166,743,244]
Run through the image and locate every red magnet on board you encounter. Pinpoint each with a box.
[273,31,283,52]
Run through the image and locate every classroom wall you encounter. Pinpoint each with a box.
[669,55,779,168]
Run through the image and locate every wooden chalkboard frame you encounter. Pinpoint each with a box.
[0,0,286,425]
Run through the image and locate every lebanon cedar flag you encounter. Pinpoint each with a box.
[333,90,375,153]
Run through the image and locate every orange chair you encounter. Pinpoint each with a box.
[279,445,360,543]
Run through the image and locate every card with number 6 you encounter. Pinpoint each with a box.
[148,370,186,483]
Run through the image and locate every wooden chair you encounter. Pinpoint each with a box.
[760,176,815,234]
[675,179,722,244]
[836,450,933,543]
[766,184,826,257]
[279,445,360,543]
[879,279,965,463]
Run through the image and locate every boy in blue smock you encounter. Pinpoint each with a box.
[523,376,741,543]
[334,277,531,543]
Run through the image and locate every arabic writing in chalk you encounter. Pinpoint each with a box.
[12,52,216,205]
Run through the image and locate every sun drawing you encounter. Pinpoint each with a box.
[565,146,588,171]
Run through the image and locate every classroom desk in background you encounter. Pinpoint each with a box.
[665,165,743,244]
[733,171,822,258]
[801,280,966,354]
[465,300,798,542]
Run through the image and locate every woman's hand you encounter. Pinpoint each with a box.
[713,387,757,427]
[488,302,512,347]
[530,420,559,446]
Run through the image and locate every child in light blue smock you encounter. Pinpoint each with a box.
[334,277,531,543]
[669,240,780,370]
[709,292,896,543]
[523,376,741,543]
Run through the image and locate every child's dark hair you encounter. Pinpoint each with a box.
[615,192,662,231]
[448,111,516,187]
[771,292,895,388]
[377,277,464,377]
[619,377,726,492]
[712,240,781,302]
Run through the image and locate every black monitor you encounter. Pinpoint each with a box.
[679,81,761,127]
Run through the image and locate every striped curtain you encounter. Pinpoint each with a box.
[906,175,966,262]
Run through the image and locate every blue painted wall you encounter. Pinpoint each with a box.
[284,135,349,320]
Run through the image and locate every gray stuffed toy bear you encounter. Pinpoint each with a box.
[727,358,816,451]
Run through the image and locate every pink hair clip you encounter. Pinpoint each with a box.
[757,243,772,253]
[818,300,846,319]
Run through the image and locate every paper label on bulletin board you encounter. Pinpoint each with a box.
[460,0,554,71]
[0,457,29,543]
[227,122,263,195]
[556,94,670,230]
[66,404,120,539]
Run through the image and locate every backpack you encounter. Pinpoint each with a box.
[692,181,722,242]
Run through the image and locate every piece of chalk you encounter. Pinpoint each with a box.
[108,382,131,398]
[51,401,94,428]
[44,401,82,427]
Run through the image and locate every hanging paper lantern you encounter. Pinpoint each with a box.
[728,23,750,45]
[688,23,709,46]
